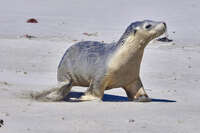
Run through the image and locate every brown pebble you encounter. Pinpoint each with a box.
[24,34,36,39]
[27,18,38,23]
[82,32,98,37]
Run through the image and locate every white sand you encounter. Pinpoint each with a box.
[0,0,200,132]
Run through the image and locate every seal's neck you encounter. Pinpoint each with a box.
[108,34,147,74]
[116,33,149,54]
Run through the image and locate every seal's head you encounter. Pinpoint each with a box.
[120,20,166,47]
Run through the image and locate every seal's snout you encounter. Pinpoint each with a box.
[162,22,167,34]
[163,22,167,28]
[157,22,167,33]
[162,22,167,32]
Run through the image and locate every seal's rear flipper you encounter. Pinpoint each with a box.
[31,81,72,102]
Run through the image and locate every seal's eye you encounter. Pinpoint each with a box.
[145,24,152,29]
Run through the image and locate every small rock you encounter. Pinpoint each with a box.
[3,82,8,85]
[172,43,176,45]
[5,113,9,116]
[128,119,135,123]
[82,32,98,37]
[24,34,36,39]
[157,37,173,42]
[0,119,4,127]
[177,120,184,124]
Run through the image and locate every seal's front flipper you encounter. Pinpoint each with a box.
[132,94,152,102]
[124,78,151,102]
[79,94,102,102]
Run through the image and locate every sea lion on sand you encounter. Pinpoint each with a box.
[33,20,166,102]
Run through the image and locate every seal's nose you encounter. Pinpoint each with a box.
[163,22,167,28]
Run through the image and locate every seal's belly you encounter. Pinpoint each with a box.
[105,72,139,89]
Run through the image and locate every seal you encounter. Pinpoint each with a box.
[33,20,166,102]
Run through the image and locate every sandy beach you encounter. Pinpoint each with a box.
[0,0,200,132]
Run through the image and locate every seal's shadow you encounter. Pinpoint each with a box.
[64,92,176,103]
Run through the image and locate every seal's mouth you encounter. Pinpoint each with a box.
[156,22,173,42]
